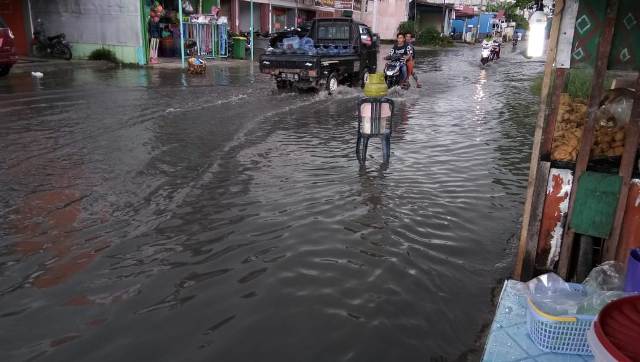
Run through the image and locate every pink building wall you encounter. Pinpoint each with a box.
[361,0,408,40]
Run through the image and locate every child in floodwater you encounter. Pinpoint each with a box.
[404,32,422,88]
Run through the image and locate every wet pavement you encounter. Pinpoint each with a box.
[0,44,543,362]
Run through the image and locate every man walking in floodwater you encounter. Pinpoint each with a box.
[404,32,422,88]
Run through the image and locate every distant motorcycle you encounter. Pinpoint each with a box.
[480,40,500,65]
[512,37,518,48]
[384,54,410,90]
[31,20,72,60]
[480,41,492,65]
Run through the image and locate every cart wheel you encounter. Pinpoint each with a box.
[326,73,338,95]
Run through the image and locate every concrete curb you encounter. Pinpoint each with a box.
[145,58,255,70]
[9,57,256,75]
[10,59,117,75]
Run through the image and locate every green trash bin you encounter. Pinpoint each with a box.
[232,37,247,59]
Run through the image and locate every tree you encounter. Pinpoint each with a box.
[485,1,530,29]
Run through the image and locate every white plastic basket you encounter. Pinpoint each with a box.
[526,283,594,355]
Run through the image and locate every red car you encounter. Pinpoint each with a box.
[0,16,17,77]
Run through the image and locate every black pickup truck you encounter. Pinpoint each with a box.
[259,18,378,93]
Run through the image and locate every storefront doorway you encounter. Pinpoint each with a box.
[297,9,316,25]
[238,1,261,33]
[271,6,295,31]
[143,0,227,63]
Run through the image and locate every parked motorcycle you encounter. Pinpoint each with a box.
[32,20,72,60]
[384,54,410,90]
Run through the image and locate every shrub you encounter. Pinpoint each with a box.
[566,68,595,100]
[416,27,453,47]
[397,21,416,36]
[88,48,119,63]
[529,68,614,100]
[530,73,543,97]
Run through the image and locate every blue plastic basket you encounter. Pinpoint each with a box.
[526,283,594,355]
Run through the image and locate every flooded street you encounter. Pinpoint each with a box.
[0,45,542,361]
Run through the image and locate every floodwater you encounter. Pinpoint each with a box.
[0,45,542,362]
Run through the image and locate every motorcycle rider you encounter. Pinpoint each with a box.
[482,35,492,48]
[404,32,422,88]
[386,33,412,86]
[33,19,49,47]
[491,35,502,59]
[481,35,493,53]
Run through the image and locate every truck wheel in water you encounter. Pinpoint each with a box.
[326,73,338,95]
[276,79,290,90]
[0,65,10,77]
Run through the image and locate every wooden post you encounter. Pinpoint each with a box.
[616,180,640,265]
[603,74,640,261]
[513,0,565,281]
[557,0,620,279]
[540,68,569,158]
[523,161,552,276]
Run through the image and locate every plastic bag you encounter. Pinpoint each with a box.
[300,37,314,51]
[607,96,633,126]
[597,89,634,127]
[183,0,194,13]
[527,273,585,315]
[583,261,625,295]
[524,263,628,317]
[283,36,300,50]
[577,291,625,315]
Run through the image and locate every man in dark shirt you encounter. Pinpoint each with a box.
[386,33,412,84]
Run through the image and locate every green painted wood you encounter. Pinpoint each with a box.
[608,0,639,71]
[202,0,219,12]
[571,0,639,71]
[570,171,622,238]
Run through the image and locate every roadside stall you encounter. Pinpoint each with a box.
[142,0,229,65]
[484,0,639,360]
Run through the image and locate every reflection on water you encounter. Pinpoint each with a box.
[0,46,542,361]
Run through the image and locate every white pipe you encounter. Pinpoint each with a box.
[371,0,378,33]
[27,0,34,38]
[269,1,272,33]
[179,0,185,67]
[251,0,254,62]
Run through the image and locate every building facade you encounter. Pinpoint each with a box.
[2,0,413,65]
[1,0,145,63]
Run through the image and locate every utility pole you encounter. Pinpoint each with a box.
[441,0,445,34]
[372,0,378,33]
[250,0,254,62]
[179,0,185,68]
[413,0,417,34]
